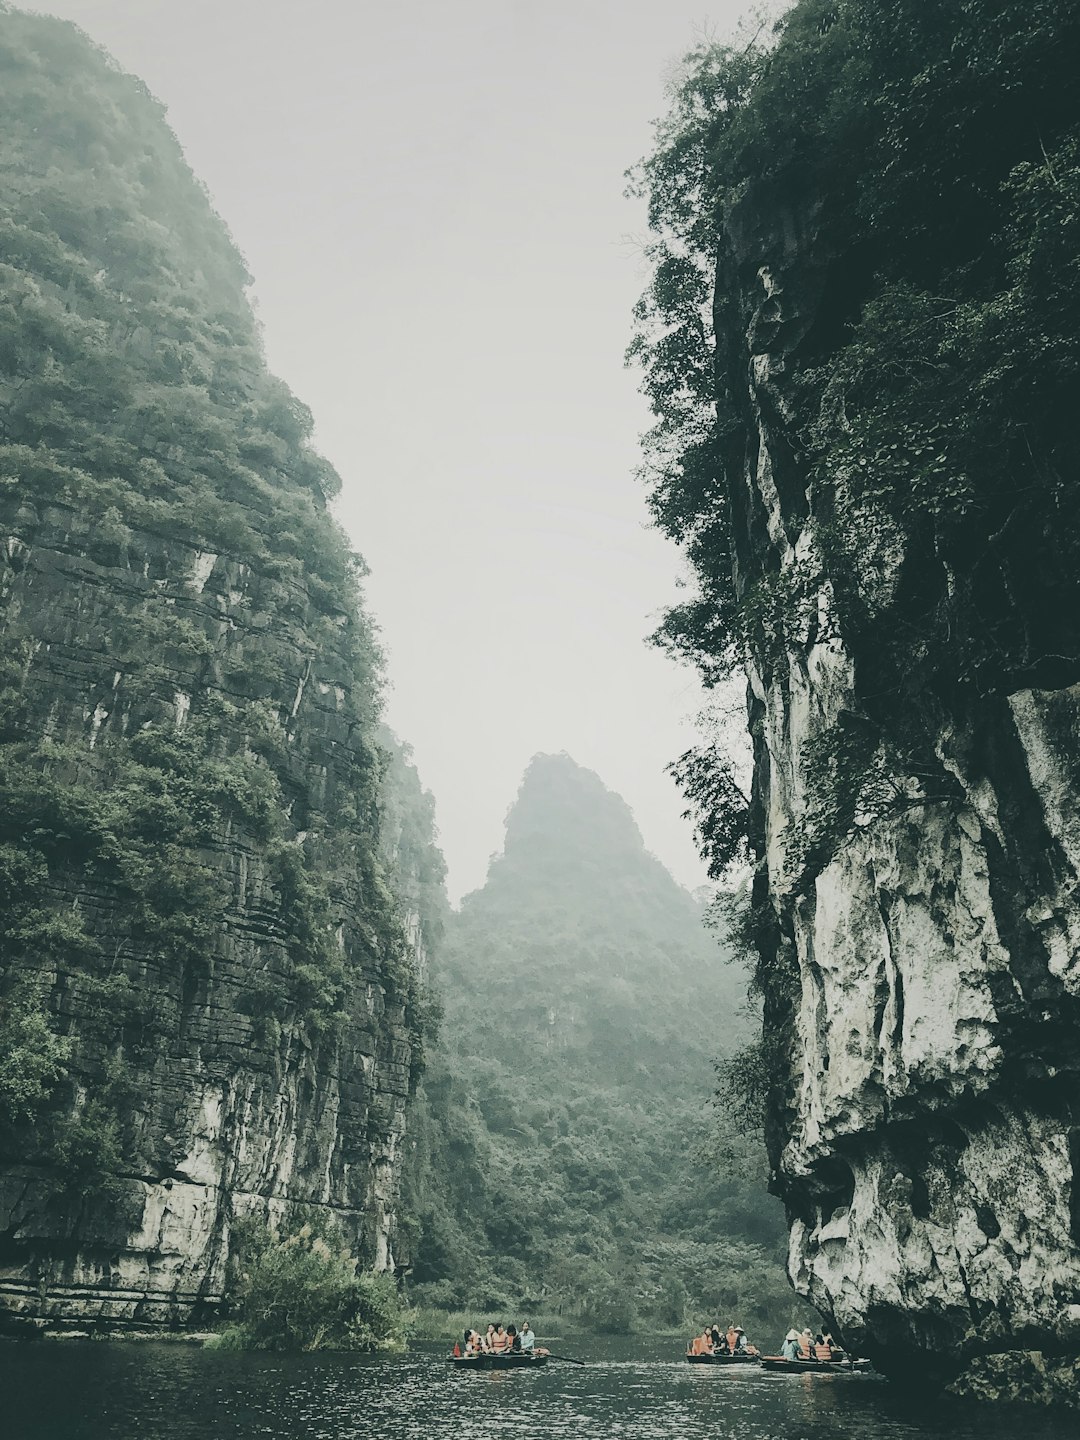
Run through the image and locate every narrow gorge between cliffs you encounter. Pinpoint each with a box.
[2,0,1080,1432]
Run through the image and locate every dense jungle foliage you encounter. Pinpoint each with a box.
[0,7,434,1185]
[629,0,1080,885]
[403,755,794,1339]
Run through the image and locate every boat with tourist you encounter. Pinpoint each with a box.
[759,1327,872,1373]
[448,1351,549,1370]
[685,1323,760,1362]
[685,1349,760,1365]
[447,1320,558,1370]
[760,1355,872,1373]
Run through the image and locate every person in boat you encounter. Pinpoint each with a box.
[507,1325,520,1352]
[482,1323,496,1353]
[725,1323,738,1354]
[519,1320,549,1357]
[781,1329,801,1361]
[798,1328,814,1359]
[491,1323,511,1353]
[688,1327,714,1356]
[814,1333,833,1362]
[733,1325,758,1356]
[465,1330,483,1355]
[709,1323,723,1351]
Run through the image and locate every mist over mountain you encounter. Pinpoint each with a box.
[403,753,789,1334]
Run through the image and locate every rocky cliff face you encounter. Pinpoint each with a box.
[720,175,1080,1394]
[0,10,439,1329]
[632,0,1080,1405]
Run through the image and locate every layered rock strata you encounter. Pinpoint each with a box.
[0,10,438,1329]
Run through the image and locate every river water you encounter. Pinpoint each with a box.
[1,1334,1073,1439]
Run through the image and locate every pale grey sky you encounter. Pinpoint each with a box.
[26,0,762,900]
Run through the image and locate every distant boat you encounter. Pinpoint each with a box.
[685,1350,760,1365]
[447,1352,550,1370]
[760,1355,872,1373]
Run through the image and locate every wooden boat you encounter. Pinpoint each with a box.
[685,1350,760,1365]
[447,1351,549,1370]
[760,1355,872,1373]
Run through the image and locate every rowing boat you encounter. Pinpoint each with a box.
[684,1351,760,1365]
[760,1355,872,1373]
[447,1352,549,1370]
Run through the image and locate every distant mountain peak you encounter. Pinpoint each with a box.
[502,752,646,864]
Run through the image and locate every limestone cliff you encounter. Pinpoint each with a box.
[728,200,1080,1384]
[633,0,1080,1403]
[0,9,440,1329]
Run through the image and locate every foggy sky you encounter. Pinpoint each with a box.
[23,0,764,900]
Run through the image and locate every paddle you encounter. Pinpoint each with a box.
[546,1353,586,1366]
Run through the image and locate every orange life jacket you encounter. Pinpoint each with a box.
[814,1343,832,1362]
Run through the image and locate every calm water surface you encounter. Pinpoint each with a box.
[0,1335,1072,1440]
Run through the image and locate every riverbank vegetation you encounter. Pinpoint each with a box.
[212,1222,406,1353]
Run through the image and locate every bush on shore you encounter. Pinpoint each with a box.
[210,1223,405,1352]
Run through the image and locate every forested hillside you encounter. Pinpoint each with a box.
[0,5,439,1327]
[403,754,790,1335]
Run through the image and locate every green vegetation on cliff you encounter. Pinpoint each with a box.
[403,755,791,1336]
[0,5,438,1209]
[630,0,1080,884]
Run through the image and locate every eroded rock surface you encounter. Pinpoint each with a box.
[948,1350,1080,1410]
[721,189,1080,1399]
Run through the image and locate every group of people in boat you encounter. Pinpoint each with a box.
[453,1321,549,1357]
[780,1327,841,1361]
[687,1322,846,1362]
[687,1322,759,1357]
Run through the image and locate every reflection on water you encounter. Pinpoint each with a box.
[1,1334,1074,1440]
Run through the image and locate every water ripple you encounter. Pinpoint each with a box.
[1,1339,1076,1440]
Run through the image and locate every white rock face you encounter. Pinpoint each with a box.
[760,634,1080,1366]
[731,222,1080,1380]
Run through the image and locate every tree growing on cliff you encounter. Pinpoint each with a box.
[0,8,443,1246]
[630,0,1080,886]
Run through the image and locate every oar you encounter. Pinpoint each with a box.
[547,1353,586,1366]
